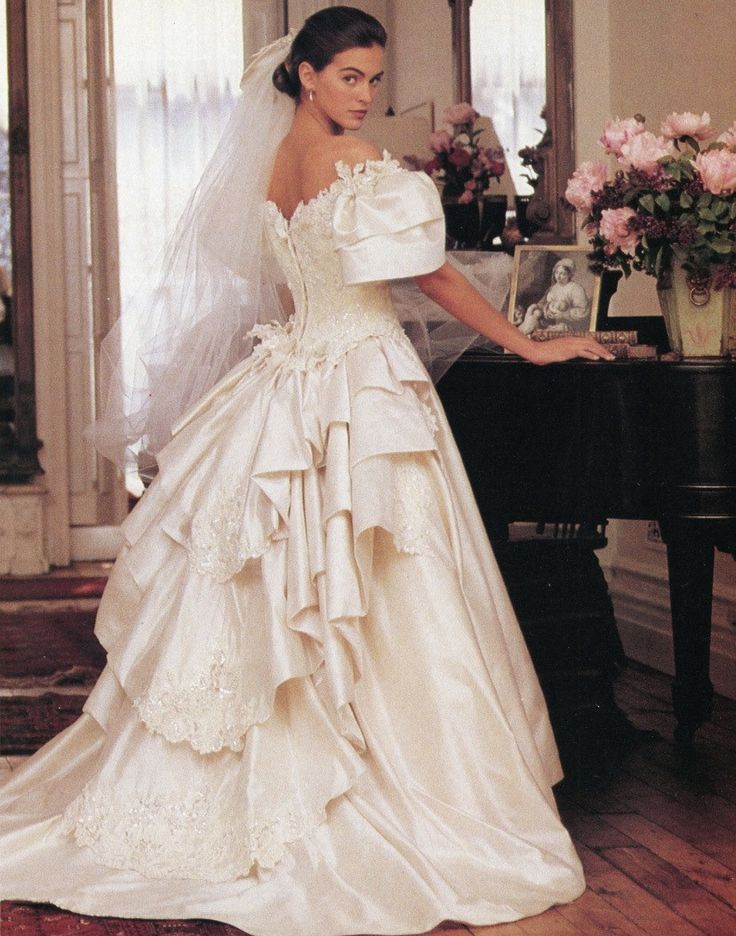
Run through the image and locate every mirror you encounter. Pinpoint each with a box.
[0,0,41,482]
[449,0,575,243]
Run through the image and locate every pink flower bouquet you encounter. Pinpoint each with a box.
[565,111,736,288]
[405,103,505,203]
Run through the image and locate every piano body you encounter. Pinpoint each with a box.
[437,352,736,746]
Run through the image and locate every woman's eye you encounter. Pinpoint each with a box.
[370,76,382,86]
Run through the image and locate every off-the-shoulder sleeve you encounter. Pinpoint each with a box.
[332,166,445,285]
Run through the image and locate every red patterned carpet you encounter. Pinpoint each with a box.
[0,902,244,935]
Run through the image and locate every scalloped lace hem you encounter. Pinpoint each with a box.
[131,650,273,754]
[60,780,334,882]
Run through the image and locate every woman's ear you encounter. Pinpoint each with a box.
[298,61,316,97]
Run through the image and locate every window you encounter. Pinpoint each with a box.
[112,0,244,308]
[470,0,546,194]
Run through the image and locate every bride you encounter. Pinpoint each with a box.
[1,8,613,934]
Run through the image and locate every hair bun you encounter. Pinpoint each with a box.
[272,61,298,98]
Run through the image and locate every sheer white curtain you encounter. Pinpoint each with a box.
[470,0,545,194]
[112,0,245,309]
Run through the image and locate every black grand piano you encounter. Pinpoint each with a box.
[438,349,736,748]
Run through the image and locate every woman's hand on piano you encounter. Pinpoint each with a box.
[524,335,616,364]
[414,263,616,363]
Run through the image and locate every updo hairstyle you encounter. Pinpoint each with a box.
[272,6,387,101]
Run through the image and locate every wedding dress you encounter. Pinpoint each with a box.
[0,154,585,935]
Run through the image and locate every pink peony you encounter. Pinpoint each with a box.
[619,131,673,173]
[598,116,645,156]
[694,148,736,194]
[483,147,506,177]
[430,130,452,153]
[599,207,640,255]
[448,148,471,168]
[660,111,716,142]
[565,161,608,213]
[717,121,736,150]
[443,102,477,126]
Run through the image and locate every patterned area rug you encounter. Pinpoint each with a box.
[0,576,108,601]
[0,903,246,935]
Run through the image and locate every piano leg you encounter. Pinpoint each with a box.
[660,519,715,749]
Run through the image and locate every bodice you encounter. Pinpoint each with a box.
[264,161,405,362]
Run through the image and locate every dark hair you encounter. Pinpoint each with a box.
[273,6,387,100]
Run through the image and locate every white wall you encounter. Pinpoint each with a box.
[389,0,453,122]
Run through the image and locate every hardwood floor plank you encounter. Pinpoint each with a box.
[622,747,736,829]
[468,923,527,935]
[601,813,736,910]
[554,886,648,935]
[602,846,736,933]
[575,844,704,935]
[515,908,583,934]
[579,770,736,872]
[559,809,638,850]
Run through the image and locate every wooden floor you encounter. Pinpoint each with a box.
[474,663,736,936]
[2,662,735,935]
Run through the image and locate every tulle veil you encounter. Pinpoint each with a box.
[88,30,506,483]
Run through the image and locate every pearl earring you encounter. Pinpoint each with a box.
[309,89,315,102]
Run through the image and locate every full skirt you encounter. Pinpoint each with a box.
[0,332,584,934]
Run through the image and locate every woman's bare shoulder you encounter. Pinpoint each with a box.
[301,136,382,195]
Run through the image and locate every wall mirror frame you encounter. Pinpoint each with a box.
[448,0,576,243]
[1,0,42,483]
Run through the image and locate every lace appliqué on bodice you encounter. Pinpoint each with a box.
[262,154,408,365]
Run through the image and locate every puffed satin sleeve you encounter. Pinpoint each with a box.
[332,167,446,285]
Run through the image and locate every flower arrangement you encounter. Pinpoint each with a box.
[565,111,736,289]
[406,103,505,203]
[518,106,551,192]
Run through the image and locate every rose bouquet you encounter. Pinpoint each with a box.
[406,102,505,203]
[565,111,736,289]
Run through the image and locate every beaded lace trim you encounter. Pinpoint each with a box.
[188,475,271,584]
[61,780,324,881]
[393,459,436,556]
[133,650,268,753]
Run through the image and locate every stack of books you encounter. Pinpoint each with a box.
[530,329,658,359]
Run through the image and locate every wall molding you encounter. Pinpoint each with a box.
[0,482,49,575]
[605,559,736,700]
[28,2,71,566]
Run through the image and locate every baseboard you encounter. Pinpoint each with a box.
[606,564,736,700]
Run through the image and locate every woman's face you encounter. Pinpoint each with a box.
[554,264,571,283]
[300,44,384,133]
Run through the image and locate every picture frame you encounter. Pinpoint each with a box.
[507,245,602,341]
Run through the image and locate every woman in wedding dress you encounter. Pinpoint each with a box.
[1,8,614,934]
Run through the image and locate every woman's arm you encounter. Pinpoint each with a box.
[415,262,614,364]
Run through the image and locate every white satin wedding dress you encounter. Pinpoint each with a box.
[1,155,584,935]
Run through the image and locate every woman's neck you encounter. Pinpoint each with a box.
[291,102,345,139]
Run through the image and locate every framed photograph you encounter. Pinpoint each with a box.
[507,245,602,341]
